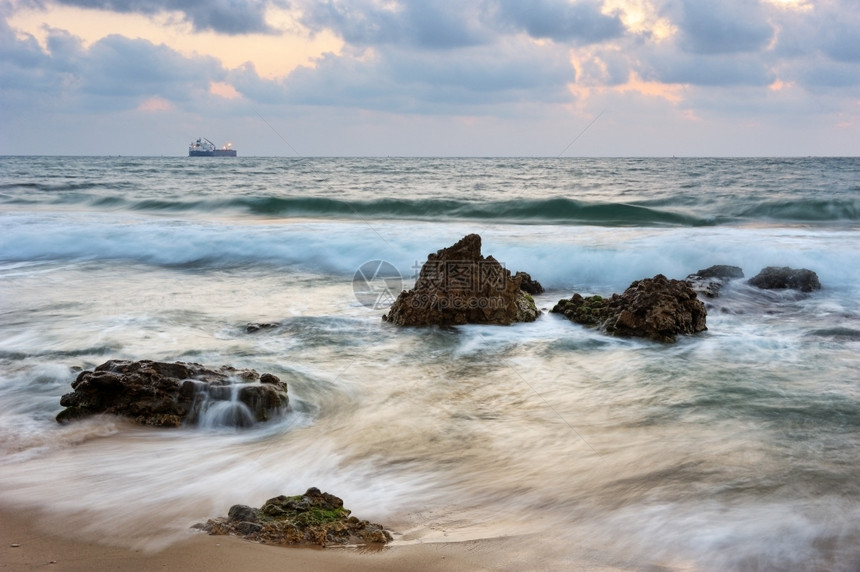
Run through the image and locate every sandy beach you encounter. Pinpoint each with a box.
[0,507,486,572]
[1,507,627,572]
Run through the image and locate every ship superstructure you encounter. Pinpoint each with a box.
[189,137,237,157]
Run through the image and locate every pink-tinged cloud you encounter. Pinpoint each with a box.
[137,96,174,111]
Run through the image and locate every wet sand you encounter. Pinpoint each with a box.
[1,508,627,572]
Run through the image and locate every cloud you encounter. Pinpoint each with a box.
[299,0,488,49]
[228,38,574,114]
[639,48,775,87]
[794,59,860,89]
[1,21,228,113]
[50,0,274,34]
[816,12,860,64]
[82,34,223,100]
[675,0,773,55]
[300,0,624,49]
[769,0,860,65]
[227,61,290,105]
[0,19,73,107]
[492,0,624,44]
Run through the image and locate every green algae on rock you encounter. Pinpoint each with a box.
[199,488,392,547]
[552,274,707,343]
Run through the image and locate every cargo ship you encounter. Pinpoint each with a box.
[188,137,237,157]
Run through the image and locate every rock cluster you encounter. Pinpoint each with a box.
[56,359,289,428]
[383,234,540,326]
[199,487,391,547]
[684,264,822,298]
[552,274,707,342]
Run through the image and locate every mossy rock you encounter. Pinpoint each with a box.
[199,487,391,547]
[551,293,611,326]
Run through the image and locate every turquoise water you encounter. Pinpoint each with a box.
[1,157,858,570]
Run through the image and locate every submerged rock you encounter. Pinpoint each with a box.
[382,234,540,326]
[685,265,745,298]
[200,487,392,547]
[245,322,280,333]
[693,265,745,280]
[748,266,821,293]
[56,359,289,428]
[552,274,707,342]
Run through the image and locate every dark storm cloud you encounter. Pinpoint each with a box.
[675,0,773,55]
[299,0,487,49]
[492,0,624,44]
[51,0,274,34]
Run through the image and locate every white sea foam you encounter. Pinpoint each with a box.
[3,213,859,297]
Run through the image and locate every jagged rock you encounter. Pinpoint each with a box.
[748,266,821,292]
[514,271,545,295]
[201,487,392,547]
[56,359,289,428]
[685,265,744,298]
[382,234,539,326]
[552,274,707,342]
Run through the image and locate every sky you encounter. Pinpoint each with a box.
[1,0,858,156]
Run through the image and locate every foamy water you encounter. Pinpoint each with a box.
[1,157,859,570]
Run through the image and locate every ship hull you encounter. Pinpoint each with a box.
[188,150,237,157]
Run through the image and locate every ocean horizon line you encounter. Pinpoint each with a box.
[2,154,858,159]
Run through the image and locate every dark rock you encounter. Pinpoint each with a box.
[245,322,279,333]
[514,271,545,295]
[56,360,289,427]
[748,266,821,292]
[382,234,539,326]
[694,265,745,280]
[259,373,280,384]
[551,274,707,342]
[201,488,391,547]
[685,265,745,298]
[228,505,259,523]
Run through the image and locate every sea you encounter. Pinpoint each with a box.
[0,156,858,570]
